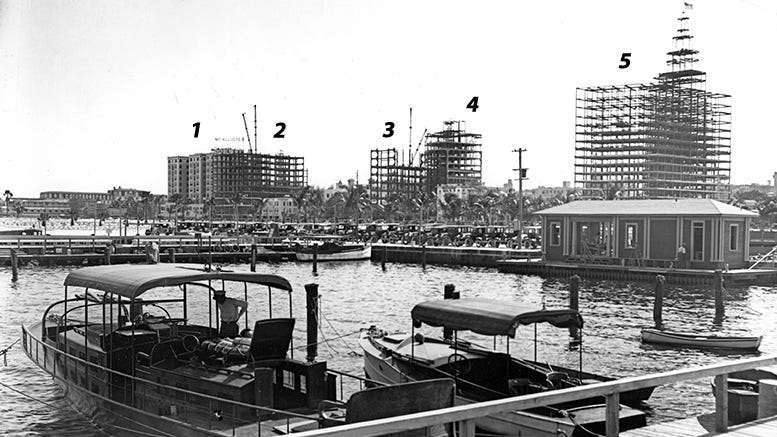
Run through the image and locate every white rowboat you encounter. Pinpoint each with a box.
[641,328,761,351]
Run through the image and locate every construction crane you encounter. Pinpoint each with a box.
[241,112,252,152]
[409,128,427,166]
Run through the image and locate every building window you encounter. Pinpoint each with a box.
[282,370,295,390]
[625,223,638,249]
[550,222,561,246]
[729,224,739,251]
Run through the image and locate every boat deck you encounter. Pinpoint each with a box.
[622,414,777,436]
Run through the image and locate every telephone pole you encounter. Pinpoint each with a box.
[512,148,527,233]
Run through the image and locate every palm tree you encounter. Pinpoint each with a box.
[293,186,311,222]
[325,192,345,222]
[307,188,324,223]
[251,197,267,222]
[167,194,183,231]
[441,193,462,223]
[226,192,243,232]
[204,197,216,233]
[3,190,12,215]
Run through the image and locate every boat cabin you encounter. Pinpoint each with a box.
[35,264,337,431]
[537,199,758,269]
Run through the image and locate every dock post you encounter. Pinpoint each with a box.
[10,248,18,282]
[713,269,724,321]
[381,245,387,271]
[757,379,777,418]
[653,275,665,329]
[421,244,427,269]
[250,244,257,272]
[104,244,111,265]
[305,283,319,362]
[714,373,729,432]
[168,248,176,264]
[312,244,318,274]
[569,275,580,339]
[443,284,459,340]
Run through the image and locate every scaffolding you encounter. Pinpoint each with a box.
[575,14,731,200]
[422,120,483,193]
[203,148,306,200]
[369,148,425,205]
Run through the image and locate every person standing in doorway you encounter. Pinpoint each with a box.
[213,290,248,337]
[677,243,688,268]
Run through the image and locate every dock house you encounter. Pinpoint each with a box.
[538,199,757,269]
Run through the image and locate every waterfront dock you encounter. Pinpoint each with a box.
[497,259,777,286]
[294,355,777,437]
[370,243,541,267]
[622,414,777,437]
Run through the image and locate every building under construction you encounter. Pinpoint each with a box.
[575,14,731,200]
[369,120,482,204]
[369,148,425,205]
[169,148,306,201]
[423,120,482,193]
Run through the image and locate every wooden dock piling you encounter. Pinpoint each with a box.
[168,248,176,264]
[653,275,665,329]
[569,275,580,339]
[104,244,111,265]
[421,244,427,269]
[312,244,318,274]
[381,245,387,271]
[250,244,257,272]
[10,248,18,282]
[714,269,724,321]
[305,283,319,363]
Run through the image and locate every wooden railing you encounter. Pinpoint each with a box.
[295,354,777,437]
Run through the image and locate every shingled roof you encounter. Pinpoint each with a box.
[537,199,758,217]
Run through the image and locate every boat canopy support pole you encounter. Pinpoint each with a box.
[243,282,248,331]
[183,284,188,322]
[208,280,213,331]
[533,323,537,361]
[579,328,584,380]
[268,286,273,318]
[289,290,294,359]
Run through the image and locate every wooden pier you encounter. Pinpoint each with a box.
[0,235,295,266]
[293,355,777,437]
[622,414,777,436]
[370,243,541,268]
[496,259,777,286]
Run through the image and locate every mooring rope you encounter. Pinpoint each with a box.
[0,338,20,366]
[319,297,362,357]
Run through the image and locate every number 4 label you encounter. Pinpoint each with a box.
[467,96,479,112]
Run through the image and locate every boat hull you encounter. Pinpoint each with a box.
[641,328,762,351]
[22,322,227,437]
[295,245,371,261]
[359,331,646,436]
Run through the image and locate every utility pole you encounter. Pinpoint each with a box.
[512,148,527,234]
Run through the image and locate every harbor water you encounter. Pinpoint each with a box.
[1,260,775,436]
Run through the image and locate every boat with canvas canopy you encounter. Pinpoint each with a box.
[360,297,652,436]
[20,264,368,436]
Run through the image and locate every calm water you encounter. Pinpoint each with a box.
[0,260,775,436]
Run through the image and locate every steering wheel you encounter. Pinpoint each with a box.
[447,353,472,376]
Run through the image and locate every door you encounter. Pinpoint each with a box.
[691,221,704,261]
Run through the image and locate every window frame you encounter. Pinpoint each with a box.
[624,222,638,249]
[550,221,561,247]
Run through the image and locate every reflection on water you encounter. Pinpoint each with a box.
[0,261,775,435]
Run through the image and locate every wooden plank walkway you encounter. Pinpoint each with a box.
[622,414,777,437]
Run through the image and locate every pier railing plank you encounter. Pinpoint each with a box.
[294,355,777,437]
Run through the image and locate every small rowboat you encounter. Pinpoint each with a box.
[295,244,371,262]
[641,328,762,351]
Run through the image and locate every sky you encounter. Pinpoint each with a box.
[1,0,776,198]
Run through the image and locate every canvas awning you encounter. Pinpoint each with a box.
[411,298,584,338]
[64,264,292,300]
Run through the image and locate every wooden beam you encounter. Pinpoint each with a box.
[606,392,620,437]
[294,355,777,437]
[714,373,728,432]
